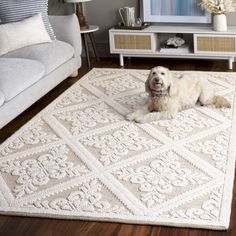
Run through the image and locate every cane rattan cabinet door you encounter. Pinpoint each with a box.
[194,34,236,54]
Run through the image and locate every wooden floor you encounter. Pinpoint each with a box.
[0,57,235,236]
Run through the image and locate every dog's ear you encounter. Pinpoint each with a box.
[145,72,152,94]
[169,83,176,97]
[168,71,177,97]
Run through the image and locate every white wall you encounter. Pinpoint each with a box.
[49,0,74,15]
[227,12,236,25]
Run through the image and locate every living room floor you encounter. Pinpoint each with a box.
[0,57,236,236]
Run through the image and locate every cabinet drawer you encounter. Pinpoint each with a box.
[109,32,156,53]
[114,35,151,50]
[194,34,236,53]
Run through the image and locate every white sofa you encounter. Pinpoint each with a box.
[0,14,82,128]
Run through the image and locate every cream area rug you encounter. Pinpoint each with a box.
[0,68,236,230]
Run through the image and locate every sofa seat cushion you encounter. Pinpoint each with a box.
[0,58,45,101]
[0,91,5,106]
[3,40,74,74]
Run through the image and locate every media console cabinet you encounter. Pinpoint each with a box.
[109,25,236,69]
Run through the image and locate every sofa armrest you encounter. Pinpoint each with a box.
[49,14,81,59]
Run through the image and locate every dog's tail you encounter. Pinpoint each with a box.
[212,96,231,108]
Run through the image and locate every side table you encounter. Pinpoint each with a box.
[81,25,100,68]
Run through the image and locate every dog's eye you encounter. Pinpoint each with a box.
[152,71,157,76]
[161,72,165,75]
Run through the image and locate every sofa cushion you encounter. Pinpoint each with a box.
[0,91,5,106]
[3,40,74,74]
[0,13,51,56]
[0,0,55,39]
[0,58,45,101]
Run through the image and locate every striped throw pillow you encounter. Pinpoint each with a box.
[0,0,55,40]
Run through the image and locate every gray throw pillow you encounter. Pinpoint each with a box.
[0,0,55,40]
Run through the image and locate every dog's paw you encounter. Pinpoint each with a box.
[215,102,231,109]
[134,117,147,123]
[126,113,135,121]
[225,102,231,109]
[165,113,175,120]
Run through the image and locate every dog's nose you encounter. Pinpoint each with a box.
[154,77,161,83]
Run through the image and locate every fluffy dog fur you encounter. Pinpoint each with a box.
[126,66,231,123]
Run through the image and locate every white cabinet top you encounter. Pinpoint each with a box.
[110,25,236,35]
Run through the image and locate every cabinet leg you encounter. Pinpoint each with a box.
[228,57,234,70]
[119,54,124,67]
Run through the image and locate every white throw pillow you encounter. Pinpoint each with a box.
[0,0,55,40]
[0,13,52,56]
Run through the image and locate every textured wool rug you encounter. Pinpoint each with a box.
[0,68,236,230]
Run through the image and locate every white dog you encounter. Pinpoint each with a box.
[126,66,231,123]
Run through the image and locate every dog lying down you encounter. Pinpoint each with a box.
[126,66,231,123]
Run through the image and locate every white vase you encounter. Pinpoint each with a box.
[213,14,227,31]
